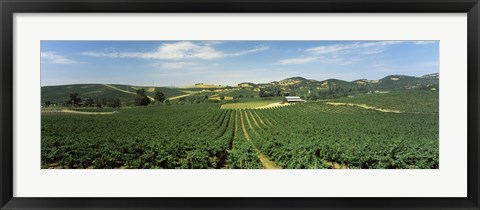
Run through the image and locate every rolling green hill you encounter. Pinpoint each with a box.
[236,73,438,97]
[108,84,185,99]
[41,73,439,105]
[333,89,439,113]
[41,84,185,105]
[376,75,439,90]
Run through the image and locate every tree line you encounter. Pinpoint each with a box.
[44,89,167,108]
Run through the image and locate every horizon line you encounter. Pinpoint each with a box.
[41,72,439,88]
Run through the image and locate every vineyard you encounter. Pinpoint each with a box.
[220,100,293,110]
[42,91,438,169]
[332,90,439,113]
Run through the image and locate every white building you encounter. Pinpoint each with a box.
[282,96,305,103]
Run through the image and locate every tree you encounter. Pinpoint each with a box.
[307,93,319,101]
[95,99,102,108]
[259,89,266,97]
[135,89,151,106]
[220,95,225,100]
[154,91,166,103]
[100,98,107,106]
[136,89,145,95]
[45,101,51,107]
[84,98,95,107]
[272,87,282,97]
[68,93,82,106]
[107,98,121,108]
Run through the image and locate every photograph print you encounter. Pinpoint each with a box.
[41,40,439,169]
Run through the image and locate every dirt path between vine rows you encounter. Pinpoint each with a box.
[325,102,403,113]
[103,84,155,101]
[233,111,238,140]
[248,111,262,129]
[230,112,236,150]
[244,111,259,136]
[216,112,234,169]
[246,111,346,169]
[239,112,251,140]
[255,112,272,125]
[59,110,115,115]
[253,112,268,126]
[168,93,195,100]
[255,102,293,109]
[239,111,280,169]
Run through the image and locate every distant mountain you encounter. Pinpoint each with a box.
[41,74,439,104]
[236,73,438,96]
[421,73,439,79]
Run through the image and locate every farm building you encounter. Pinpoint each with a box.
[282,96,305,103]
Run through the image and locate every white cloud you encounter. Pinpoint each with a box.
[277,57,318,65]
[360,48,386,55]
[278,41,407,65]
[153,41,224,59]
[202,41,224,46]
[229,45,269,56]
[41,51,77,64]
[82,41,268,60]
[152,61,225,70]
[306,41,403,55]
[154,62,198,69]
[190,66,210,71]
[414,41,437,45]
[278,55,360,65]
[152,68,266,78]
[359,41,405,47]
[305,44,350,54]
[82,42,223,60]
[318,56,358,65]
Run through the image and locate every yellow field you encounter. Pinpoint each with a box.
[131,87,156,92]
[210,96,234,100]
[41,107,116,115]
[182,84,227,89]
[103,84,155,101]
[221,101,293,110]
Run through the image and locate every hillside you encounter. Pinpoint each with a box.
[41,84,185,105]
[375,75,439,90]
[333,89,439,113]
[238,73,439,96]
[41,73,439,105]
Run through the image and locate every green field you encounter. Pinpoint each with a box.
[41,84,185,105]
[332,89,439,113]
[41,89,439,169]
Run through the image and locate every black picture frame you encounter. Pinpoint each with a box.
[1,0,479,209]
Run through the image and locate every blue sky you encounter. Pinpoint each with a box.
[41,41,439,87]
